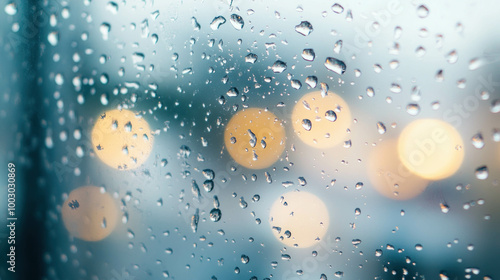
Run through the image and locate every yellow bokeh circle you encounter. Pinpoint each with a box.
[398,119,464,180]
[224,108,286,169]
[368,139,430,200]
[292,91,351,148]
[62,186,119,241]
[269,191,329,248]
[92,109,154,170]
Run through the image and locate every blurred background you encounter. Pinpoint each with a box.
[0,0,499,279]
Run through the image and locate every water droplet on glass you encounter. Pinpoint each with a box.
[377,122,386,134]
[301,119,312,131]
[305,76,318,88]
[271,60,287,73]
[227,87,239,97]
[210,208,221,222]
[475,166,488,180]
[406,104,420,116]
[324,57,346,75]
[468,58,484,71]
[325,110,337,122]
[301,48,315,61]
[366,87,375,97]
[230,14,244,30]
[333,40,342,54]
[471,133,484,149]
[210,16,226,30]
[440,203,450,213]
[446,50,458,64]
[417,5,429,18]
[331,3,344,14]
[415,244,423,251]
[106,1,118,14]
[375,249,383,257]
[295,21,313,36]
[491,99,500,113]
[100,23,111,40]
[245,53,258,63]
[4,2,17,15]
[291,80,302,90]
[48,31,59,46]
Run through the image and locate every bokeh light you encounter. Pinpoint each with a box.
[224,108,286,169]
[292,91,351,149]
[91,109,154,170]
[62,186,119,241]
[269,191,329,248]
[398,119,464,180]
[368,139,430,200]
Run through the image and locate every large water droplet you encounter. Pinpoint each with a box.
[295,21,313,36]
[475,166,488,180]
[4,2,17,15]
[272,60,287,73]
[406,104,420,116]
[324,57,346,75]
[417,5,429,18]
[491,99,500,113]
[210,16,226,30]
[305,76,318,88]
[301,119,312,131]
[377,122,386,134]
[471,133,484,149]
[230,14,244,30]
[210,208,222,222]
[331,3,344,14]
[301,48,315,61]
[325,110,337,122]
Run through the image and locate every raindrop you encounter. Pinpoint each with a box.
[106,2,118,14]
[230,14,244,30]
[417,5,429,18]
[203,180,214,192]
[415,244,423,251]
[471,133,484,149]
[377,122,386,134]
[440,203,450,213]
[291,80,302,90]
[271,60,287,73]
[468,58,484,70]
[210,208,221,222]
[227,87,239,97]
[210,16,226,30]
[355,182,363,190]
[491,99,500,113]
[245,53,258,63]
[4,2,17,15]
[375,249,383,257]
[48,32,59,46]
[301,48,315,61]
[240,255,249,264]
[324,57,346,75]
[406,104,420,116]
[295,21,313,36]
[333,40,342,54]
[100,23,111,40]
[331,3,344,14]
[325,110,337,122]
[305,76,318,88]
[301,119,312,131]
[354,208,361,216]
[366,87,375,97]
[446,50,458,64]
[475,166,488,180]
